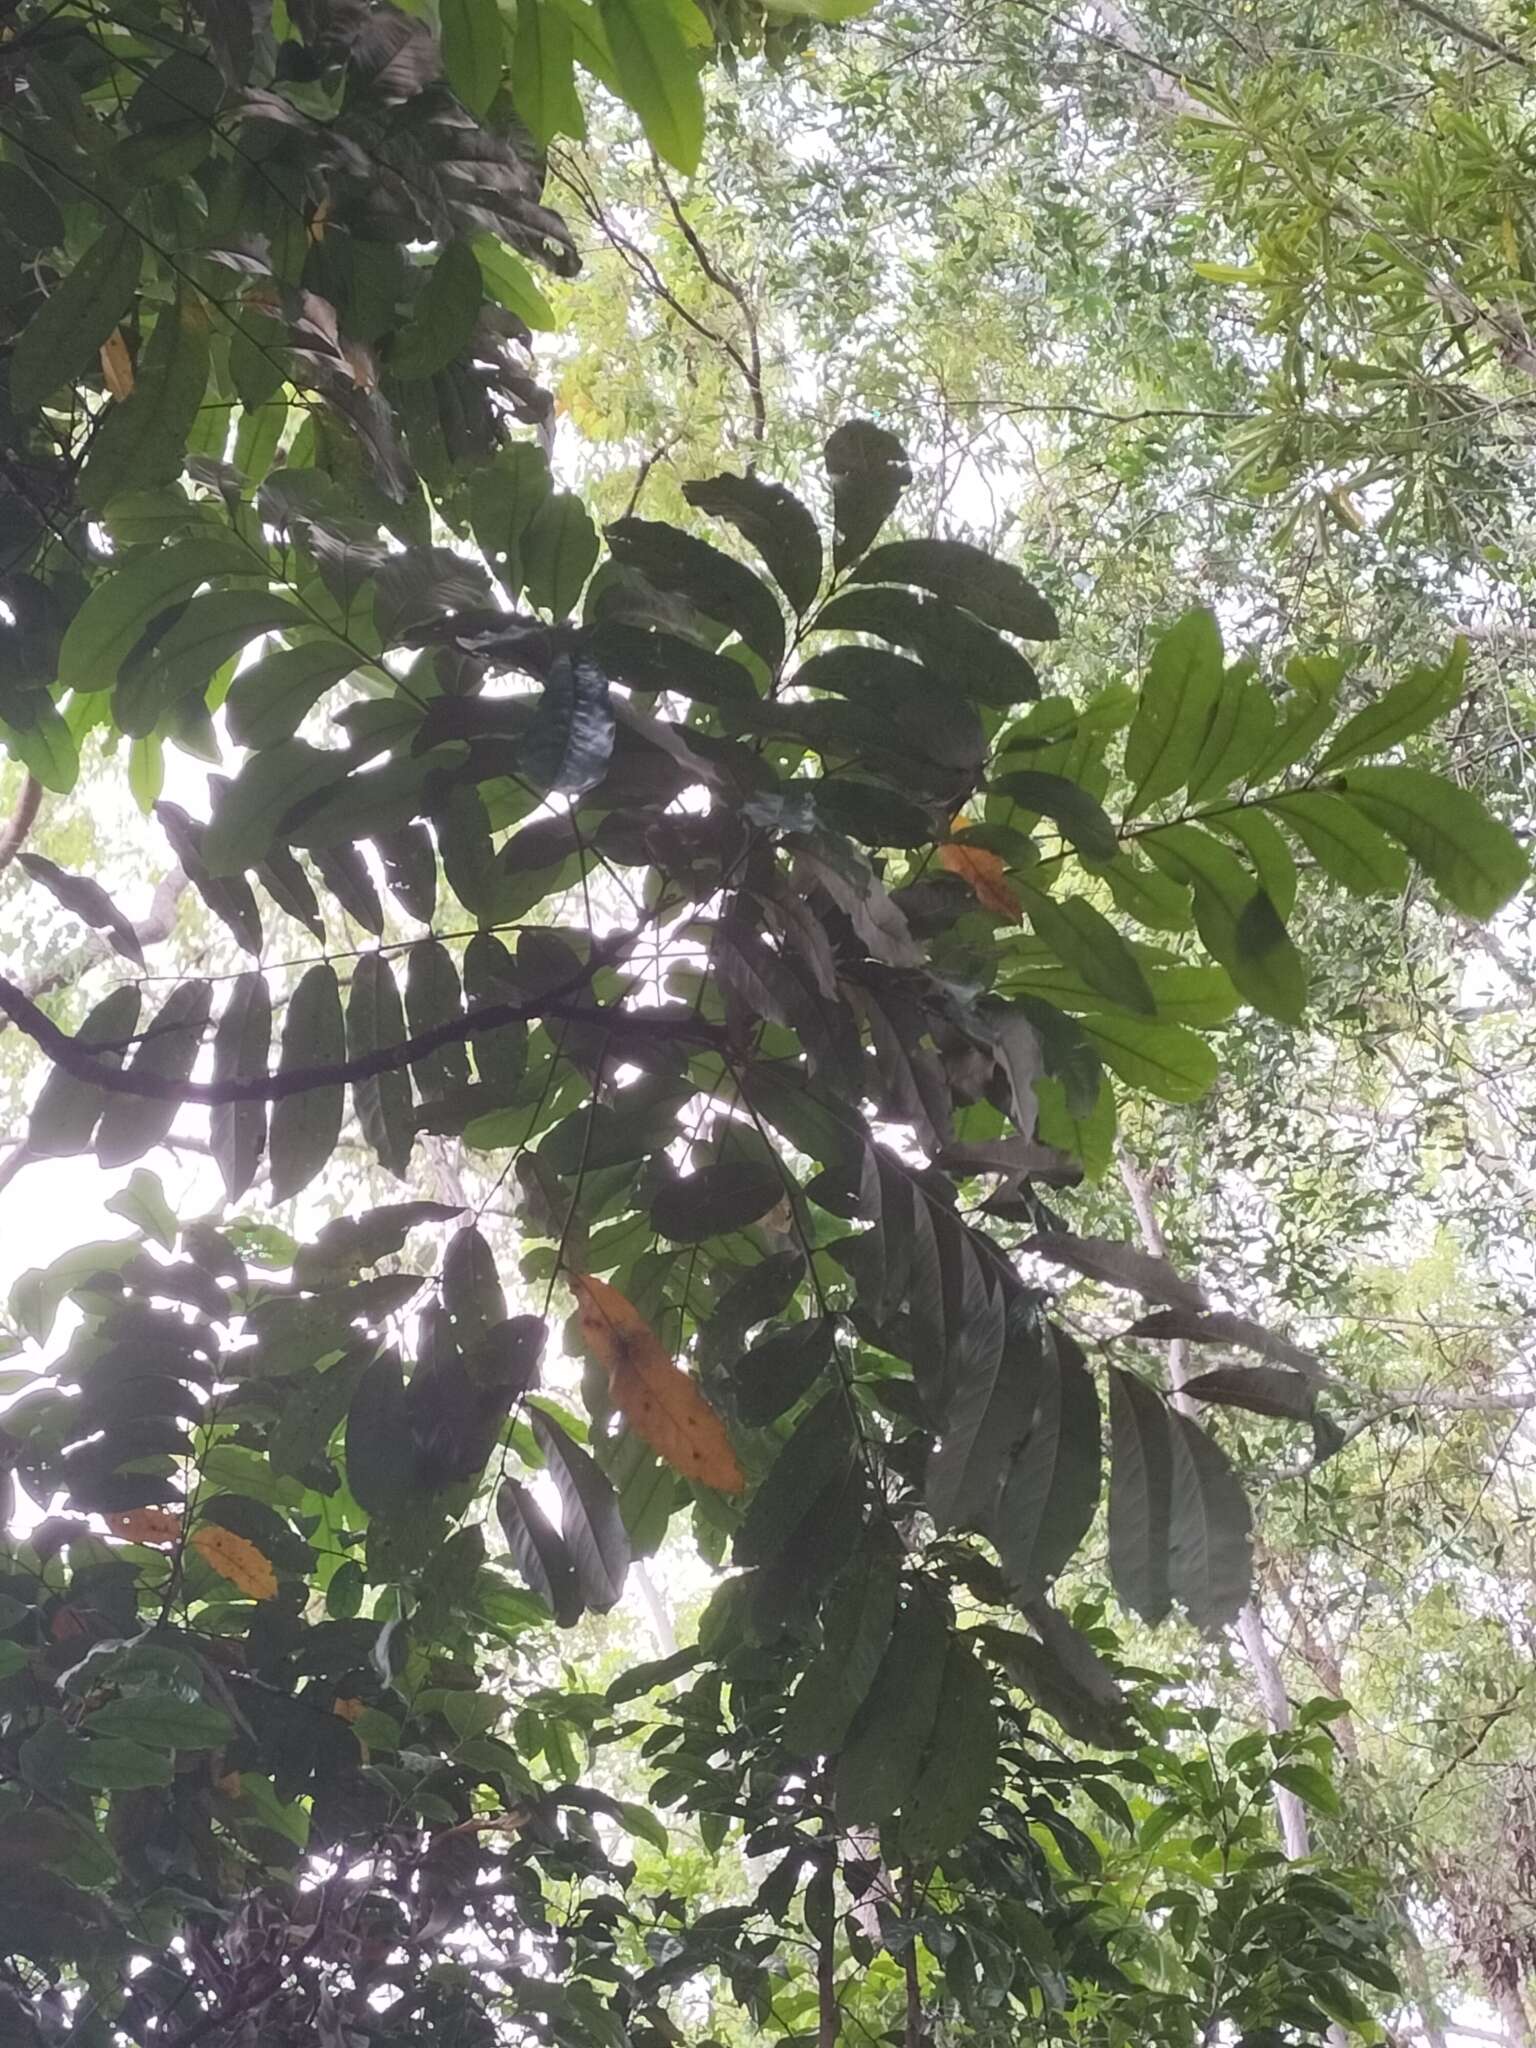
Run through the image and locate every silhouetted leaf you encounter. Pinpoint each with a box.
[853,537,1058,640]
[815,584,1036,704]
[823,419,911,569]
[1167,1411,1252,1629]
[650,1161,784,1244]
[268,965,345,1200]
[209,971,270,1202]
[497,1477,582,1626]
[524,651,614,795]
[95,980,213,1169]
[784,1531,901,1755]
[606,517,786,667]
[18,854,143,966]
[684,472,822,615]
[345,1351,417,1516]
[733,1316,836,1426]
[835,1585,950,1823]
[1179,1365,1317,1420]
[902,1634,997,1856]
[991,1326,1101,1600]
[347,955,414,1179]
[532,1409,629,1613]
[28,988,142,1158]
[1107,1368,1173,1624]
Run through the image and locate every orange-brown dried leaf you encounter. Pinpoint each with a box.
[191,1524,278,1600]
[99,328,134,400]
[332,1696,365,1723]
[571,1273,745,1495]
[104,1507,182,1546]
[938,832,1021,919]
[214,1769,242,1799]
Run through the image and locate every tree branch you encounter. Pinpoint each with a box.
[0,967,724,1105]
[0,775,42,874]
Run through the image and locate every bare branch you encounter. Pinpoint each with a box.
[0,775,42,875]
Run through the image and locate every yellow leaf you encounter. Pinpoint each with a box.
[572,1273,745,1494]
[308,198,331,243]
[104,1507,182,1546]
[191,1524,278,1600]
[99,328,134,400]
[938,825,1021,919]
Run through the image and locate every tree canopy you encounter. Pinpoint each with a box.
[2,0,1535,2043]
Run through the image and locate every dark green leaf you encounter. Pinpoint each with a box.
[390,241,482,379]
[1107,1368,1173,1624]
[210,971,270,1202]
[95,980,213,1169]
[204,741,342,877]
[11,225,141,413]
[824,418,911,569]
[345,1350,417,1516]
[79,298,211,508]
[2,700,78,794]
[348,954,414,1178]
[733,1316,836,1426]
[1178,1366,1316,1421]
[497,1477,582,1626]
[683,472,823,615]
[901,1634,997,1856]
[59,537,253,695]
[469,442,554,591]
[1186,666,1276,802]
[834,1585,950,1822]
[522,492,600,618]
[404,941,469,1102]
[1143,823,1306,1023]
[268,964,345,1200]
[733,1392,854,1569]
[852,538,1058,640]
[531,1409,629,1613]
[815,585,1037,705]
[924,1269,1016,1532]
[17,853,144,966]
[783,1532,901,1755]
[524,652,614,795]
[28,987,142,1158]
[1016,883,1156,1016]
[606,517,786,668]
[991,1327,1101,1600]
[650,1161,784,1244]
[1083,1013,1217,1103]
[1263,791,1407,898]
[441,0,503,114]
[225,643,359,751]
[990,768,1117,860]
[1167,1411,1252,1630]
[982,1611,1136,1748]
[155,800,264,956]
